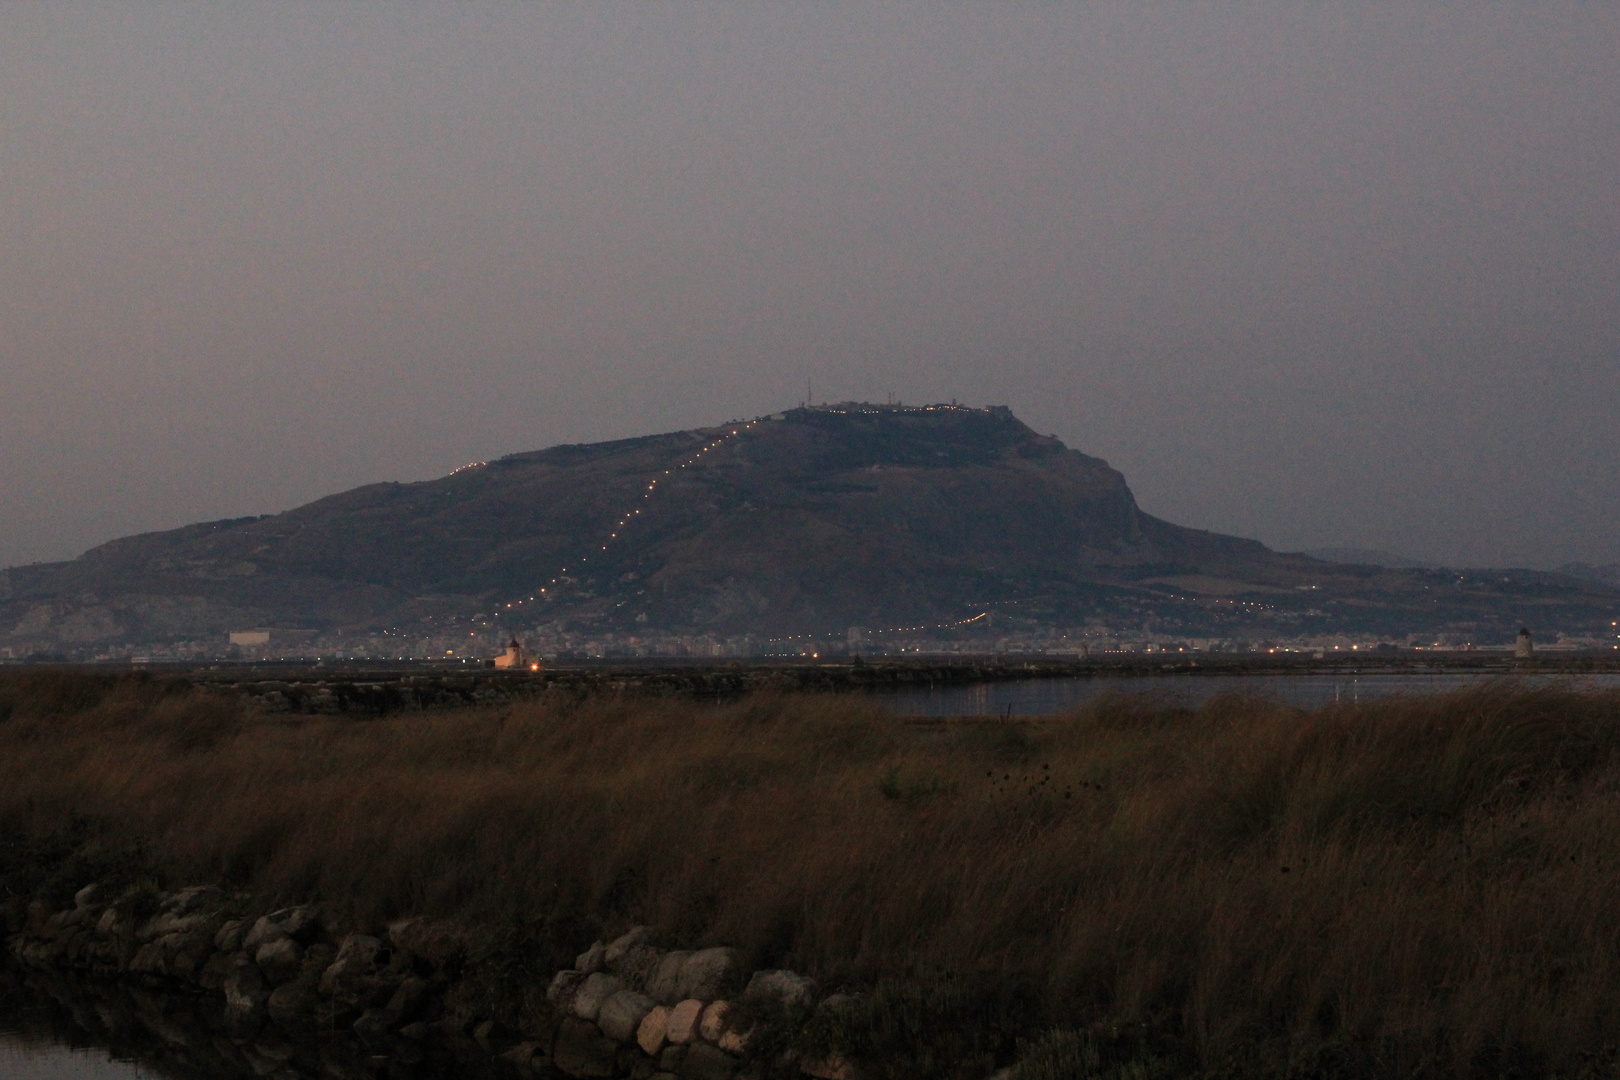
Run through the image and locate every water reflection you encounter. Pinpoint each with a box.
[876,672,1620,716]
[0,969,512,1080]
[0,1039,156,1080]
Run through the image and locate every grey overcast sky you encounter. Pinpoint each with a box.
[2,4,1616,571]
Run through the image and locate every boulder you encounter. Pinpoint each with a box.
[318,934,389,1002]
[163,886,220,916]
[817,993,857,1017]
[698,1001,731,1044]
[128,940,169,975]
[385,976,431,1024]
[267,981,318,1022]
[549,969,589,1011]
[717,1027,748,1055]
[223,956,269,1013]
[744,970,815,1009]
[646,951,693,1004]
[553,1016,619,1078]
[95,909,121,936]
[598,989,656,1044]
[666,999,703,1045]
[74,883,102,911]
[604,926,655,969]
[576,940,607,974]
[199,951,238,991]
[267,905,321,942]
[241,916,288,954]
[680,1042,739,1080]
[572,973,624,1022]
[801,1053,860,1080]
[676,949,742,1002]
[353,1008,394,1041]
[214,920,245,952]
[388,918,467,972]
[618,944,664,991]
[138,912,204,943]
[254,938,304,985]
[637,1005,671,1056]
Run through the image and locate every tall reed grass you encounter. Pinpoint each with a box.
[4,670,1620,1075]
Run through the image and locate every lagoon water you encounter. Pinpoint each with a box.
[877,671,1620,716]
[0,1035,156,1080]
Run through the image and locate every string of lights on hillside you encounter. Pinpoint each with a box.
[768,610,989,645]
[497,419,762,615]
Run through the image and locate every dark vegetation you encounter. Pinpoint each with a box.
[7,669,1620,1077]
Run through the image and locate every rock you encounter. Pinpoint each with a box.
[223,957,268,1013]
[549,969,589,1011]
[676,948,742,1001]
[163,886,220,916]
[137,912,204,943]
[254,938,304,985]
[318,934,386,1000]
[717,1027,748,1055]
[214,920,245,952]
[801,1054,860,1080]
[577,940,607,973]
[503,1041,544,1068]
[95,909,120,936]
[399,1021,431,1040]
[699,1001,731,1044]
[573,973,624,1022]
[604,926,655,970]
[385,975,431,1023]
[74,883,102,910]
[744,970,815,1009]
[619,944,664,990]
[388,918,467,971]
[353,1007,394,1041]
[267,982,318,1022]
[817,993,857,1017]
[660,1045,688,1072]
[241,916,288,954]
[681,1042,740,1080]
[267,905,320,941]
[666,999,704,1045]
[646,951,692,1004]
[199,951,238,991]
[128,941,169,975]
[598,990,656,1044]
[553,1016,619,1078]
[170,943,210,978]
[637,1005,671,1056]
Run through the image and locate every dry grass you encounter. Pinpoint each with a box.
[5,670,1620,1075]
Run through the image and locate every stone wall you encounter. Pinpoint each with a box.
[4,882,851,1080]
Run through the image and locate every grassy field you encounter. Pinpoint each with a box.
[4,669,1620,1078]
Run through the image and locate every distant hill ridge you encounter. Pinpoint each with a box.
[2,403,1617,655]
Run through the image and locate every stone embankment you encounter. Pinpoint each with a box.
[5,882,852,1080]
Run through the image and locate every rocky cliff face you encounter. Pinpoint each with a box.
[2,404,1615,653]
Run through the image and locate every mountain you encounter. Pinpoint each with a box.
[1562,563,1620,587]
[1301,548,1437,570]
[3,403,1617,658]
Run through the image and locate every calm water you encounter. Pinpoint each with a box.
[0,1031,155,1079]
[877,671,1620,716]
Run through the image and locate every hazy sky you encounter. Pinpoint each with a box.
[3,4,1617,571]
